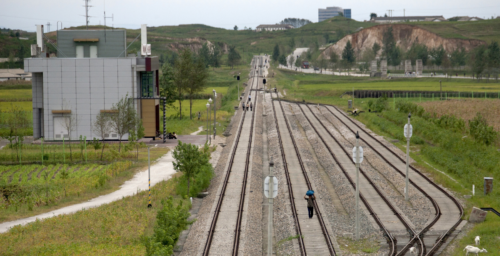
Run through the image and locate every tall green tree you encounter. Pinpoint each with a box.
[406,42,428,65]
[450,47,467,66]
[173,141,211,196]
[329,50,339,68]
[186,58,209,119]
[429,45,446,66]
[159,64,177,108]
[342,40,356,68]
[272,44,280,62]
[198,43,210,68]
[210,44,222,70]
[289,37,296,49]
[173,49,193,120]
[234,25,238,30]
[227,45,241,69]
[487,41,500,81]
[372,42,381,56]
[382,26,401,65]
[370,13,377,20]
[278,54,287,66]
[470,45,487,79]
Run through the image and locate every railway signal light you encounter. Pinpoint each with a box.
[353,131,361,240]
[263,79,266,84]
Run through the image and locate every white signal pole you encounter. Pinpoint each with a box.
[405,113,412,200]
[268,157,274,256]
[355,132,360,240]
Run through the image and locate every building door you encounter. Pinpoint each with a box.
[54,116,69,140]
[90,46,98,58]
[76,46,84,58]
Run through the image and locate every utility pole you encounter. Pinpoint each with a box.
[404,9,405,17]
[82,0,93,30]
[46,22,51,32]
[404,113,412,200]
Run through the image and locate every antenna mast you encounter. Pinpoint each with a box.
[82,0,93,30]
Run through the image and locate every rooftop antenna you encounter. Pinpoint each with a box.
[82,0,93,30]
[104,0,114,42]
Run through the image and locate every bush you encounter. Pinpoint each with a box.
[144,197,191,256]
[469,113,498,146]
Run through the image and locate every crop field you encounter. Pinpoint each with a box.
[418,99,500,132]
[0,89,31,101]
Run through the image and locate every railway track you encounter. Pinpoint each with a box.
[319,104,463,255]
[202,57,260,255]
[271,93,337,255]
[296,103,421,255]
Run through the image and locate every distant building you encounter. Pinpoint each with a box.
[256,24,294,32]
[458,16,484,21]
[0,68,31,81]
[343,9,352,19]
[370,16,445,23]
[318,6,344,22]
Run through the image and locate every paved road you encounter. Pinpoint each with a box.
[0,151,176,233]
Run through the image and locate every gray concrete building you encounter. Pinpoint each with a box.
[25,25,160,141]
[318,6,344,22]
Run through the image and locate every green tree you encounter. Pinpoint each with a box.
[227,45,241,69]
[342,40,356,68]
[272,44,280,62]
[469,113,497,145]
[406,42,428,65]
[450,47,467,66]
[109,94,139,152]
[487,41,500,81]
[329,50,339,68]
[470,45,487,79]
[278,54,287,66]
[173,141,210,196]
[159,64,178,108]
[173,49,193,119]
[92,111,111,160]
[382,26,401,65]
[210,44,222,70]
[372,42,381,56]
[429,45,446,66]
[186,58,209,119]
[234,25,238,30]
[198,43,210,68]
[323,34,330,44]
[370,13,377,20]
[288,37,296,50]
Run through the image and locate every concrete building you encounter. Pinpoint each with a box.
[371,16,445,23]
[318,6,344,22]
[343,9,352,19]
[255,24,294,32]
[24,25,161,141]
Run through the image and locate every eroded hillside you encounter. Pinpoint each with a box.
[321,24,486,59]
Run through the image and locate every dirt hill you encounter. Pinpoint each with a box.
[321,24,486,59]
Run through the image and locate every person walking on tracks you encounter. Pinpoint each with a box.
[250,102,253,111]
[304,190,315,218]
[197,111,201,120]
[248,94,252,102]
[246,103,249,111]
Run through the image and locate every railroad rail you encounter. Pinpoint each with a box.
[271,93,337,255]
[323,105,463,255]
[202,59,259,256]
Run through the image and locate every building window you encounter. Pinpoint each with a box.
[141,72,154,97]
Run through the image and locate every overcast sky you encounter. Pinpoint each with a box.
[1,0,499,32]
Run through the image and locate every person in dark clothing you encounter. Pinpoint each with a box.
[250,102,253,111]
[246,103,249,111]
[197,112,201,120]
[304,194,315,218]
[172,132,177,139]
[242,101,246,111]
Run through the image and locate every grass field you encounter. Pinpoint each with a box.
[0,175,186,255]
[0,101,31,112]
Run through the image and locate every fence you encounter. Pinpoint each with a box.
[351,90,500,100]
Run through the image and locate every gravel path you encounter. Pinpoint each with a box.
[316,105,433,231]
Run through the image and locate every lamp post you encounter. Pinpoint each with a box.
[206,101,210,143]
[213,89,217,139]
[352,131,363,240]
